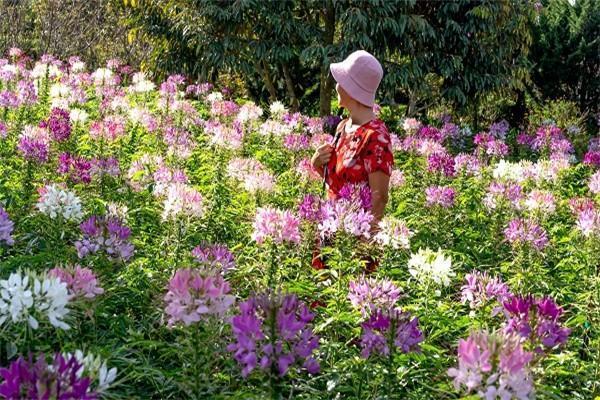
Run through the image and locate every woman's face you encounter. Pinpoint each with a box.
[336,83,352,109]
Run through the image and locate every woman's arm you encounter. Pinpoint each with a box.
[368,171,390,233]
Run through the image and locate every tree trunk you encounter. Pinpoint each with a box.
[255,60,277,102]
[282,63,300,111]
[407,89,418,117]
[319,0,336,116]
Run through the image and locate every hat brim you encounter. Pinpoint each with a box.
[330,62,376,108]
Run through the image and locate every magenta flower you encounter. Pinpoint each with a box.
[0,206,14,246]
[17,136,49,163]
[0,122,6,139]
[227,292,319,378]
[283,134,310,151]
[191,243,236,273]
[89,115,126,141]
[49,265,104,299]
[45,108,71,142]
[17,80,37,105]
[164,268,235,327]
[461,271,511,309]
[359,308,423,358]
[90,157,120,179]
[0,90,19,108]
[75,215,134,262]
[489,120,509,139]
[348,276,402,317]
[589,171,600,194]
[454,154,481,176]
[427,152,456,177]
[0,353,96,399]
[298,194,322,222]
[576,209,600,237]
[58,152,92,184]
[448,330,533,399]
[251,207,300,245]
[504,218,548,251]
[417,126,443,142]
[531,124,573,157]
[425,185,456,208]
[502,295,571,351]
[474,132,509,158]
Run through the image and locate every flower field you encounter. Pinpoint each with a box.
[0,50,598,399]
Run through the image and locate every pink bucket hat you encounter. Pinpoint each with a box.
[330,50,383,108]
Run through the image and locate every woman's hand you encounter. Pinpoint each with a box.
[311,143,334,169]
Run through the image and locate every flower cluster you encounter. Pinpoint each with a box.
[191,243,236,273]
[227,292,319,377]
[503,218,549,251]
[474,132,509,158]
[64,350,118,394]
[58,152,92,184]
[348,276,402,317]
[402,118,422,134]
[425,185,456,208]
[373,216,413,249]
[359,308,423,358]
[483,181,523,211]
[0,206,14,246]
[0,351,116,399]
[575,208,600,237]
[0,353,94,399]
[502,295,571,351]
[0,271,71,330]
[297,194,322,222]
[295,158,321,182]
[283,133,310,151]
[36,184,84,222]
[204,119,244,150]
[17,125,50,163]
[427,152,456,177]
[454,154,482,176]
[523,190,556,216]
[251,207,300,245]
[48,265,104,299]
[89,115,126,141]
[161,183,205,220]
[316,184,374,239]
[75,215,134,262]
[164,267,235,327]
[461,271,511,309]
[589,170,600,194]
[44,107,71,142]
[408,248,455,287]
[447,330,534,399]
[227,158,276,194]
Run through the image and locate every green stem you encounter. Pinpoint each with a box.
[193,323,202,399]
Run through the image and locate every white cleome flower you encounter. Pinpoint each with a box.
[36,184,84,222]
[0,272,35,328]
[91,68,114,86]
[33,277,71,330]
[65,350,118,392]
[269,100,287,117]
[408,248,454,287]
[69,108,89,124]
[206,91,223,103]
[374,217,413,249]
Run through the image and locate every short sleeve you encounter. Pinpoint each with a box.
[361,124,394,176]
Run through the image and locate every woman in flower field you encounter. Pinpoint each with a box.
[310,50,394,270]
[0,47,597,400]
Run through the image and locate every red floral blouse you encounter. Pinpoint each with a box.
[324,118,394,199]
